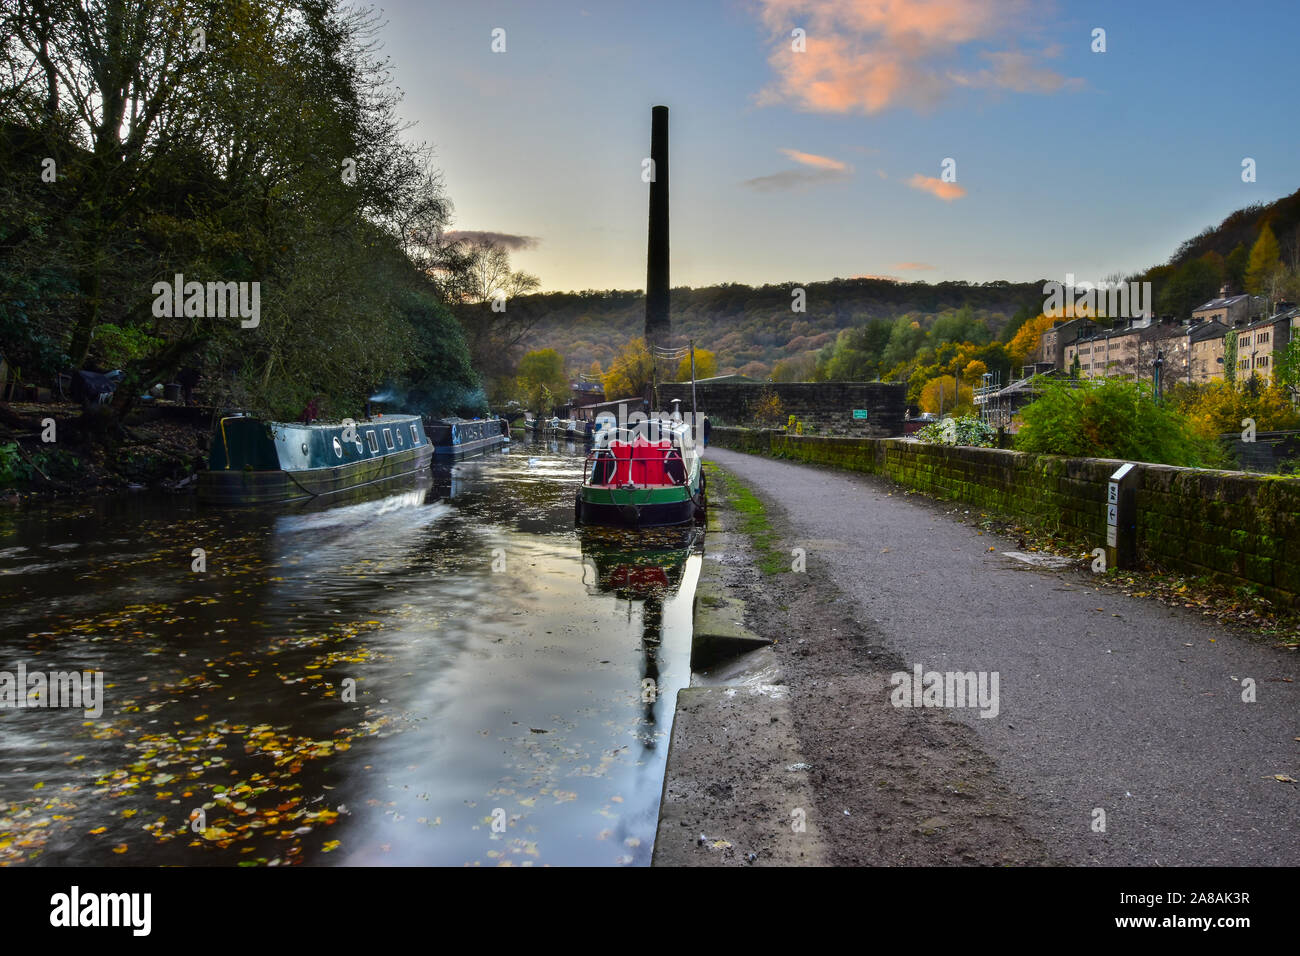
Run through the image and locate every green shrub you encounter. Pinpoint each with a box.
[914,415,996,447]
[0,442,29,486]
[1014,377,1219,467]
[91,323,163,369]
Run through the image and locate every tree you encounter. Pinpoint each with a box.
[1172,380,1300,438]
[930,305,989,346]
[1156,257,1221,319]
[0,0,467,427]
[772,353,817,382]
[1272,337,1300,404]
[516,348,568,414]
[602,338,655,400]
[1001,300,1041,343]
[676,349,717,382]
[1245,223,1281,296]
[1225,243,1248,292]
[1006,313,1058,368]
[400,292,483,417]
[880,316,926,370]
[962,360,988,384]
[919,375,972,414]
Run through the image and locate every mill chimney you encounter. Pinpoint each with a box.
[645,105,670,345]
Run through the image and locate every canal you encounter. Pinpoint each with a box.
[0,437,700,866]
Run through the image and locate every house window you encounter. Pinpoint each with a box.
[410,425,420,445]
[366,430,379,453]
[383,428,394,450]
[1241,336,1251,346]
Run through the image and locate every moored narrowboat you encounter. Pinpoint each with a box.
[198,413,433,505]
[424,416,508,459]
[574,418,705,528]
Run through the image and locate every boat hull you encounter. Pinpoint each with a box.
[575,479,704,528]
[199,442,433,505]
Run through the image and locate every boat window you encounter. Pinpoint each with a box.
[396,429,403,446]
[410,425,420,444]
[332,437,343,458]
[366,430,379,453]
[383,428,394,450]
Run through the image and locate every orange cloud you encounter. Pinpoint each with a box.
[751,0,1080,114]
[907,174,966,200]
[743,148,853,190]
[779,148,849,170]
[892,261,936,270]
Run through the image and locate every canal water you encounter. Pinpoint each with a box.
[0,437,700,866]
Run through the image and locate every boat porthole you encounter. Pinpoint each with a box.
[301,442,309,455]
[397,431,403,447]
[332,437,343,458]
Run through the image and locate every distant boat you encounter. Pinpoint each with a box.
[574,417,705,528]
[423,416,508,459]
[526,416,591,441]
[198,413,433,505]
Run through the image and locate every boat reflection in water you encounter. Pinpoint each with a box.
[579,525,701,743]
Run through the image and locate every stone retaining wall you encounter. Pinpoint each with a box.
[659,382,904,438]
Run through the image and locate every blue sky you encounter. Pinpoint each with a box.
[374,0,1300,292]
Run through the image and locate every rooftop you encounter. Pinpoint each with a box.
[1193,294,1251,312]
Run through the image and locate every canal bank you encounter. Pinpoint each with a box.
[676,447,1300,866]
[654,461,1056,866]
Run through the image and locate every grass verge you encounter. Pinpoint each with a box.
[704,460,786,575]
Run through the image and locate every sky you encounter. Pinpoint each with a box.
[373,0,1300,293]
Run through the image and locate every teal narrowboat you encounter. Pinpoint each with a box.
[425,417,509,459]
[198,414,433,505]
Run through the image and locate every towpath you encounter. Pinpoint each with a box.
[702,446,1298,865]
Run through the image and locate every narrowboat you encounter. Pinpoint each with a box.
[424,416,509,459]
[574,418,705,528]
[198,413,434,505]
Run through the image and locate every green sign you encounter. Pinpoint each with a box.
[852,409,868,420]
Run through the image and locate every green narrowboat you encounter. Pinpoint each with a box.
[574,418,705,528]
[198,413,433,505]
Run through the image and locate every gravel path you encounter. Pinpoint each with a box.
[706,447,1299,865]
